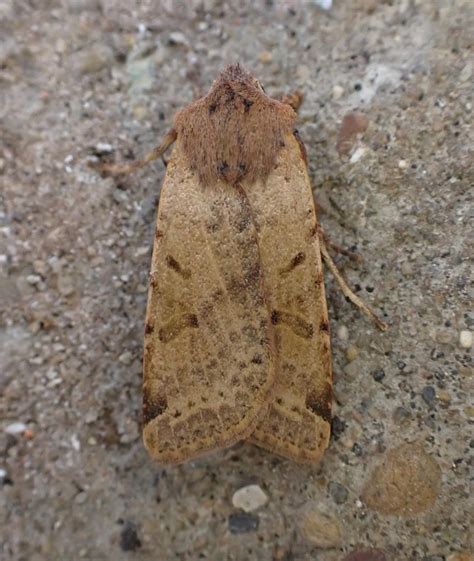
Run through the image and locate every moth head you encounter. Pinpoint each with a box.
[174,63,297,186]
[209,63,267,102]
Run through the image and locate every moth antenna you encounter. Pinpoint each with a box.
[319,236,388,331]
[318,227,362,263]
[91,128,177,176]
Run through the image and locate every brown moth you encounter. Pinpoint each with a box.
[97,64,386,464]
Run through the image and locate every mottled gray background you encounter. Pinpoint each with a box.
[1,1,472,560]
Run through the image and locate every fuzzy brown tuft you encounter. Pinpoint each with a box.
[173,64,297,185]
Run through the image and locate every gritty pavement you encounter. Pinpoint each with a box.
[1,1,472,560]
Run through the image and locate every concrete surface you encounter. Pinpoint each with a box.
[1,1,472,560]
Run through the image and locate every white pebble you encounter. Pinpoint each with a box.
[169,31,188,45]
[398,159,408,169]
[350,146,369,163]
[0,468,6,480]
[232,484,268,512]
[332,85,344,99]
[5,422,27,435]
[26,274,42,285]
[71,434,81,451]
[459,330,472,349]
[314,0,332,9]
[95,142,114,154]
[118,351,133,365]
[134,246,149,258]
[337,325,349,341]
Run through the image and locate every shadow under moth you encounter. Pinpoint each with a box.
[96,64,387,464]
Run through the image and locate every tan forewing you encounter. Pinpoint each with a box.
[245,132,332,463]
[143,146,277,464]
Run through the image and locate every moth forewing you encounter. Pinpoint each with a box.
[142,148,280,464]
[243,133,332,463]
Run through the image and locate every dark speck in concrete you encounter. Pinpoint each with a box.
[119,522,142,552]
[228,512,259,534]
[421,386,436,407]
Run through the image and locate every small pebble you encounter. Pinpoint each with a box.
[328,481,349,504]
[337,325,349,341]
[401,261,413,276]
[344,359,360,379]
[464,406,474,418]
[118,351,133,365]
[362,443,441,516]
[392,406,411,424]
[436,330,452,344]
[53,37,66,54]
[5,422,27,435]
[134,246,149,258]
[459,61,472,83]
[232,484,268,512]
[372,369,385,382]
[437,389,451,403]
[298,505,343,548]
[26,274,42,285]
[132,105,148,120]
[346,346,359,362]
[33,260,47,275]
[77,44,113,74]
[314,0,332,9]
[71,434,81,451]
[57,275,75,297]
[336,112,369,156]
[169,32,188,46]
[352,443,363,456]
[332,85,344,99]
[228,512,259,534]
[340,435,355,449]
[74,491,87,504]
[421,385,436,406]
[94,142,114,154]
[398,159,408,169]
[120,522,142,552]
[258,51,272,64]
[459,330,472,348]
[350,146,369,163]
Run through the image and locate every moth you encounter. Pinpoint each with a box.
[97,64,386,464]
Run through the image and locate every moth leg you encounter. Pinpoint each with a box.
[91,128,177,176]
[319,235,388,331]
[280,91,304,112]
